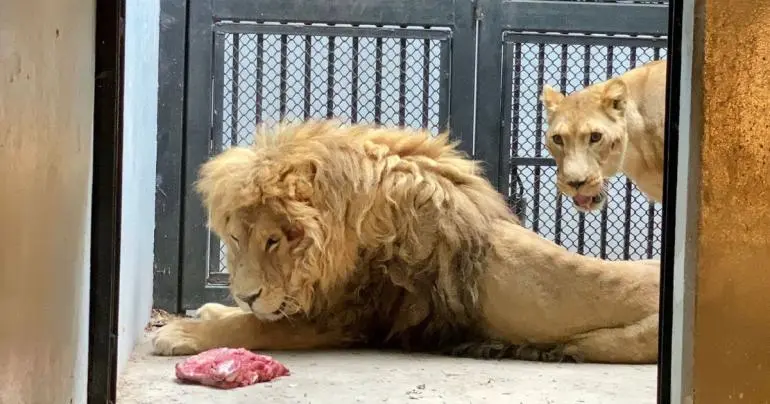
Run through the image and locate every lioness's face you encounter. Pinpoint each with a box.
[223,206,307,322]
[541,81,629,212]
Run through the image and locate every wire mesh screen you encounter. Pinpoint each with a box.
[208,23,452,276]
[503,33,667,260]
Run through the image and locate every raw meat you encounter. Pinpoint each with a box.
[175,348,290,389]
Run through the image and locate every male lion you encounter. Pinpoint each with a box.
[153,120,660,364]
[541,59,666,212]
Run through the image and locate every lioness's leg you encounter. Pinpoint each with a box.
[153,311,350,356]
[562,313,659,364]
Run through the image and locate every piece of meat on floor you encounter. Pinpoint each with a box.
[175,348,290,389]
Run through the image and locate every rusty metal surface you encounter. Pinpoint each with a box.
[694,1,770,401]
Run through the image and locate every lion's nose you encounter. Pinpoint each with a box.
[237,288,263,306]
[567,179,587,190]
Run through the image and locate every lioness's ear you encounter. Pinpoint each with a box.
[541,85,565,115]
[602,78,628,117]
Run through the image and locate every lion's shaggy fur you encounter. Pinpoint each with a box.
[154,120,660,364]
[196,121,516,351]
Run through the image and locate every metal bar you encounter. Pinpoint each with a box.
[327,34,335,119]
[503,32,668,49]
[473,0,504,190]
[510,156,557,166]
[555,43,568,246]
[279,33,288,119]
[624,46,639,259]
[88,0,124,399]
[208,33,226,278]
[648,202,656,258]
[255,34,264,124]
[181,0,216,311]
[153,0,187,313]
[500,42,515,197]
[351,35,359,123]
[577,44,590,255]
[498,0,668,36]
[437,39,451,133]
[532,43,545,234]
[230,33,240,147]
[511,42,523,195]
[398,36,407,126]
[211,34,225,153]
[624,178,633,259]
[214,22,452,41]
[212,0,456,26]
[422,37,430,128]
[207,272,231,286]
[304,33,311,119]
[600,45,613,259]
[447,0,475,152]
[374,36,383,124]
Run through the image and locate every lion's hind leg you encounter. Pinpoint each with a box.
[562,313,659,364]
[446,340,582,363]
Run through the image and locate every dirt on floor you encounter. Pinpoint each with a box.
[117,329,657,404]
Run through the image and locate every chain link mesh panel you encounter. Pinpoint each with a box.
[505,34,666,260]
[210,24,451,275]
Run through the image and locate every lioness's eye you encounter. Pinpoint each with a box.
[265,237,280,252]
[230,235,239,243]
[590,132,603,143]
[551,135,563,145]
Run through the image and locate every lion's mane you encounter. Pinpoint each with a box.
[195,120,518,352]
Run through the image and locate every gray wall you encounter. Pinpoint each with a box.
[117,0,160,376]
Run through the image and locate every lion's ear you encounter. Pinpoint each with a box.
[601,78,628,118]
[541,85,565,115]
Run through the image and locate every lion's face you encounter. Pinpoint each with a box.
[223,205,309,322]
[540,79,629,212]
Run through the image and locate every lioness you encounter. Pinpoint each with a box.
[153,121,660,364]
[541,59,666,212]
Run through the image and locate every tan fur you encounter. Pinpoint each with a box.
[541,59,667,212]
[152,120,660,364]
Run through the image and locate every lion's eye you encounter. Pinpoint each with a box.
[551,134,563,145]
[590,132,603,143]
[265,237,280,252]
[230,235,239,243]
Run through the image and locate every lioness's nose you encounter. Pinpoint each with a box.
[237,288,263,306]
[568,179,587,189]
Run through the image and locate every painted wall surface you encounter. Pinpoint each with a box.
[118,0,160,376]
[693,1,770,401]
[0,0,95,403]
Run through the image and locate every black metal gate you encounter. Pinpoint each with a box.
[154,0,669,313]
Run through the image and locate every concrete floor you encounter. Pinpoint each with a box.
[117,330,657,404]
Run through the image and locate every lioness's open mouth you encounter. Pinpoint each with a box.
[572,190,607,212]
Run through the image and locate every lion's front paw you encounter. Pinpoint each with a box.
[152,319,206,356]
[195,302,240,320]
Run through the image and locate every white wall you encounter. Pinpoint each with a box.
[118,0,160,376]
